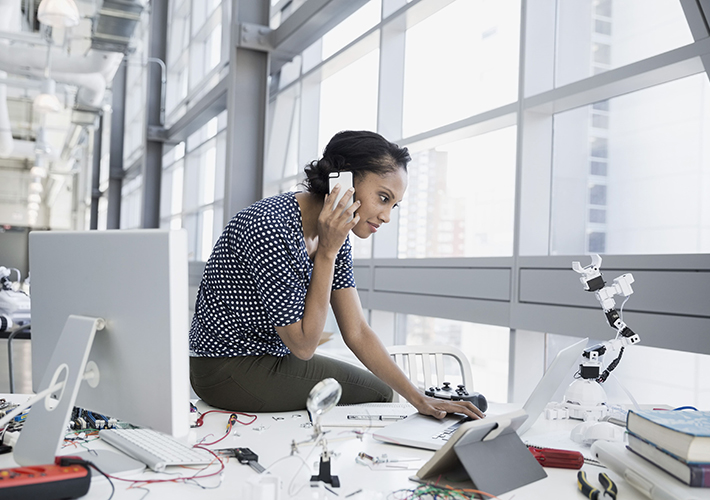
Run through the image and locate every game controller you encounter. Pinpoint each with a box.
[425,382,488,412]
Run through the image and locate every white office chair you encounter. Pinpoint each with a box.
[387,345,474,402]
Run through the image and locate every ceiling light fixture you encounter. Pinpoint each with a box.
[29,182,44,194]
[37,0,81,28]
[34,78,62,114]
[31,166,49,178]
[28,202,40,212]
[28,193,42,204]
[28,210,39,225]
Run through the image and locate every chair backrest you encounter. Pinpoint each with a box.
[388,345,474,402]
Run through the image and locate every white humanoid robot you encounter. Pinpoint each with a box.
[0,266,31,332]
[550,255,641,423]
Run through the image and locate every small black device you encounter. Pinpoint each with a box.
[234,447,258,464]
[425,382,488,412]
[218,447,265,473]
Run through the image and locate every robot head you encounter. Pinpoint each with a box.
[572,254,605,291]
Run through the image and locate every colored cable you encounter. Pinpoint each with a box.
[196,410,257,446]
[194,409,257,428]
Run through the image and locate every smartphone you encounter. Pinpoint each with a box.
[328,171,354,214]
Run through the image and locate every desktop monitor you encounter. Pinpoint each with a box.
[14,229,190,466]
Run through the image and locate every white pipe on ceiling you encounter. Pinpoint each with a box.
[0,45,124,82]
[0,0,20,158]
[0,0,125,158]
[0,70,12,157]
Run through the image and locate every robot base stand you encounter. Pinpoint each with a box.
[310,451,340,488]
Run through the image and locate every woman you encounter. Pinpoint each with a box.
[189,130,483,421]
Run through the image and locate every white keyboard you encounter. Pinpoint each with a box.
[99,428,213,472]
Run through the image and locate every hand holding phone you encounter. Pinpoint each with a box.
[328,171,354,217]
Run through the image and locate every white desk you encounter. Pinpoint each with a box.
[0,397,650,500]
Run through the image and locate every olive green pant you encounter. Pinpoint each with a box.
[190,354,393,412]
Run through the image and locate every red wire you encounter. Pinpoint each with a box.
[194,409,257,427]
[101,411,255,487]
[108,447,225,487]
[195,410,257,446]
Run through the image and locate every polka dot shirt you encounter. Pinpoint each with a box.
[189,192,356,357]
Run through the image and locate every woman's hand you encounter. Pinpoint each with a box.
[317,185,361,259]
[413,395,486,421]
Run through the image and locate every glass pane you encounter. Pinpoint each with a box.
[351,235,372,259]
[402,0,520,137]
[398,127,516,258]
[318,49,379,152]
[184,213,198,261]
[159,163,184,219]
[266,85,300,194]
[322,0,381,60]
[166,0,189,120]
[214,131,227,202]
[120,175,142,229]
[171,163,184,215]
[551,74,710,255]
[200,208,215,261]
[183,153,200,213]
[555,0,693,87]
[159,168,172,218]
[201,144,216,205]
[207,25,223,71]
[401,315,509,404]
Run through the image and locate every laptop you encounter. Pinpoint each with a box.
[591,441,710,500]
[373,337,588,450]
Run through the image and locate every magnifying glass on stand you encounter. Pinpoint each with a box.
[307,378,342,488]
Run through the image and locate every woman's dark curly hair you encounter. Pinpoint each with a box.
[303,130,411,196]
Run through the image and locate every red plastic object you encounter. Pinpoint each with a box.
[0,457,91,500]
[528,445,585,469]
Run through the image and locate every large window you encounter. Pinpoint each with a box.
[112,0,710,407]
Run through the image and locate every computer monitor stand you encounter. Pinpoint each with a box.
[13,314,146,475]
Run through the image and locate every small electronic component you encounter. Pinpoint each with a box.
[68,408,118,431]
[217,447,266,473]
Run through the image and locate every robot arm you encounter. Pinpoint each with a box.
[572,255,640,343]
[546,255,643,422]
[572,255,641,384]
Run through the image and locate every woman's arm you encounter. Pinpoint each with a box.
[330,287,485,420]
[275,187,360,360]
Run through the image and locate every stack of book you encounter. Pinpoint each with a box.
[626,409,710,487]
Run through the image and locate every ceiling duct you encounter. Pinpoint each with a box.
[91,0,144,54]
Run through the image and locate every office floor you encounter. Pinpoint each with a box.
[0,339,32,394]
